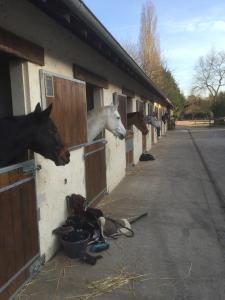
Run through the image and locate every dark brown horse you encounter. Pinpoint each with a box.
[0,103,70,167]
[127,112,149,135]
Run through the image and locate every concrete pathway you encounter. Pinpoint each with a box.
[17,128,225,300]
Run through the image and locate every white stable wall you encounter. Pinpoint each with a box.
[103,86,126,192]
[146,124,152,151]
[0,0,168,260]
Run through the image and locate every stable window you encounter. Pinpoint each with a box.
[136,99,145,114]
[0,53,13,119]
[86,83,104,140]
[158,107,162,119]
[45,75,54,97]
[155,107,159,118]
[127,96,133,113]
[0,52,31,165]
[126,96,133,131]
[86,84,95,111]
[86,83,103,112]
[114,93,127,128]
[148,102,153,115]
[42,72,87,147]
[73,64,107,142]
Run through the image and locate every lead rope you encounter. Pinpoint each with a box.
[105,217,134,238]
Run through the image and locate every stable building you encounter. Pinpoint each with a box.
[0,0,172,299]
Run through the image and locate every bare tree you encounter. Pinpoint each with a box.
[192,49,225,102]
[122,39,141,66]
[185,95,211,119]
[122,0,184,113]
[139,0,162,83]
[122,0,163,85]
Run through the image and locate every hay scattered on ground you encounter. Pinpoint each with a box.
[65,262,192,300]
[66,268,151,299]
[17,260,192,300]
[16,259,79,299]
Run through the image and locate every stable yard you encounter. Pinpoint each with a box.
[16,126,225,300]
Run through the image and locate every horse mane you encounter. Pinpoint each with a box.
[87,106,113,119]
[127,111,144,119]
[87,109,101,118]
[127,112,136,118]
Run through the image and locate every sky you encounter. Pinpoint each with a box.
[83,0,225,96]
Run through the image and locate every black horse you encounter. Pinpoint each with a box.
[0,103,70,167]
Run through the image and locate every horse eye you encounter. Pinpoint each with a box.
[117,117,120,120]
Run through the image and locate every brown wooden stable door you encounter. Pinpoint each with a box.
[0,161,39,300]
[84,141,107,206]
[44,74,87,147]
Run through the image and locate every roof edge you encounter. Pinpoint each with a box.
[61,0,172,107]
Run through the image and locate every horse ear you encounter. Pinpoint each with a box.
[42,104,53,119]
[34,103,42,113]
[112,93,119,110]
[34,104,52,122]
[113,99,119,110]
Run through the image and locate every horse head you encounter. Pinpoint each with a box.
[128,112,149,135]
[29,103,70,166]
[145,114,160,129]
[105,101,126,140]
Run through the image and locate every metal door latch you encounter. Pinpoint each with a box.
[23,164,42,174]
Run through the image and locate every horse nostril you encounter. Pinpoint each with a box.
[63,150,70,162]
[66,153,70,162]
[58,147,70,165]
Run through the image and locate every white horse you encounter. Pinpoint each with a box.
[87,102,126,142]
[145,114,161,129]
[145,114,161,137]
